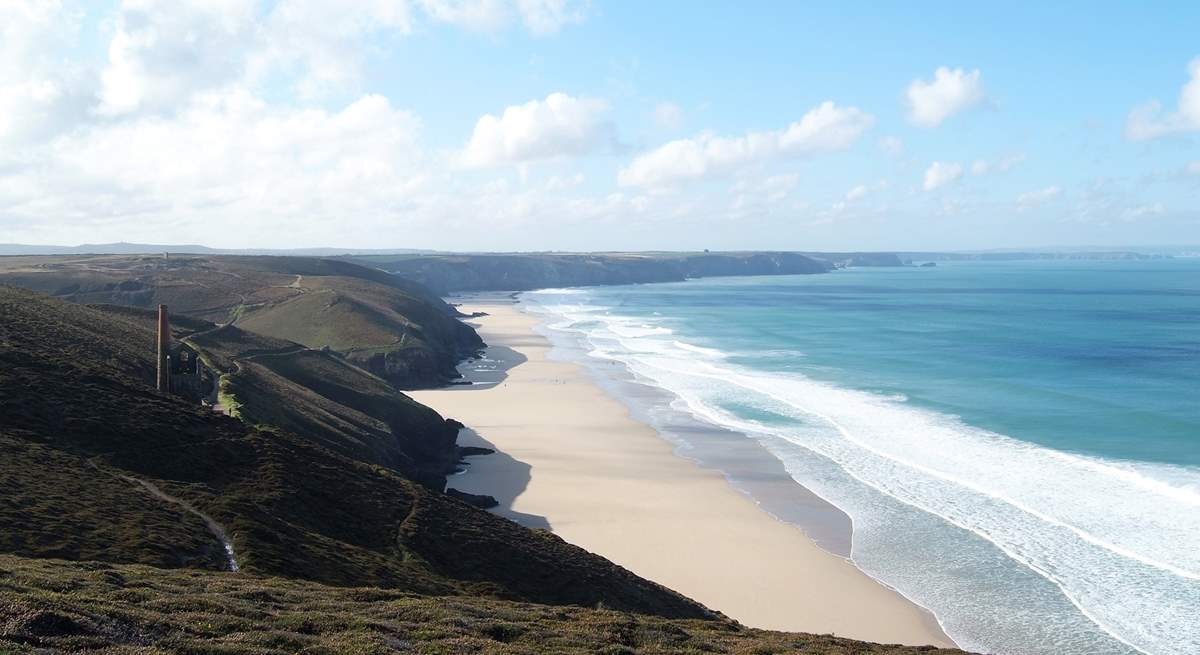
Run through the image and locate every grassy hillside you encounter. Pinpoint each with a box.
[0,254,482,388]
[0,284,971,653]
[0,554,964,655]
[0,285,709,615]
[184,322,463,488]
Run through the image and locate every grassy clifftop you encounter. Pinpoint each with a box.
[0,254,482,388]
[0,285,707,615]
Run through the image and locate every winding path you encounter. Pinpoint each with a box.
[90,462,239,572]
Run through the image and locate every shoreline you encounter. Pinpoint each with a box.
[411,294,954,647]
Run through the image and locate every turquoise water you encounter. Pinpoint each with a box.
[522,260,1200,655]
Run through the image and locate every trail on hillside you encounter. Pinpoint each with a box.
[90,462,239,572]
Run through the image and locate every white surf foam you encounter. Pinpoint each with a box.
[524,289,1200,655]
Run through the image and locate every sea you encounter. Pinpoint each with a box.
[517,259,1200,655]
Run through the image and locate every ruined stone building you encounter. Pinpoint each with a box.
[156,305,212,401]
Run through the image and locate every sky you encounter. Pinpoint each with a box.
[1,1,1198,252]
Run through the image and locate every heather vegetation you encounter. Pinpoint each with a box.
[0,274,968,654]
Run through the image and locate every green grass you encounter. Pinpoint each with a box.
[0,286,711,616]
[0,554,965,655]
[216,374,243,419]
[188,323,461,486]
[0,254,483,388]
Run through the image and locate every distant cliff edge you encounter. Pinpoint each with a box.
[352,252,847,294]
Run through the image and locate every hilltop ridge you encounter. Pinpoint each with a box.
[0,254,482,388]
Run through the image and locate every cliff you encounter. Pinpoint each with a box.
[805,252,909,267]
[899,250,1171,261]
[352,251,834,294]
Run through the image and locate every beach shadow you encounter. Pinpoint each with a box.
[455,345,528,389]
[449,426,551,530]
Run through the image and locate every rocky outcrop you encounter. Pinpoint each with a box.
[445,488,500,508]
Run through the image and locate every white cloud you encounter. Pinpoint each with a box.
[515,0,589,34]
[546,172,585,190]
[1125,57,1200,140]
[654,102,682,130]
[779,101,875,150]
[0,1,93,142]
[906,67,986,128]
[98,0,260,115]
[922,161,963,191]
[418,0,507,31]
[879,135,903,156]
[618,101,873,188]
[1016,185,1061,210]
[419,0,587,34]
[251,0,414,100]
[96,0,586,117]
[1123,202,1165,220]
[462,92,613,167]
[759,173,800,201]
[0,1,640,249]
[971,153,1025,176]
[998,153,1025,171]
[1188,161,1200,175]
[845,184,868,201]
[728,173,803,217]
[1,89,435,244]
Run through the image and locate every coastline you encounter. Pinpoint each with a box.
[410,294,954,647]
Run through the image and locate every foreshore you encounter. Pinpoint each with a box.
[410,295,953,647]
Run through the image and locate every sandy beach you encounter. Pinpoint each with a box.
[410,296,953,647]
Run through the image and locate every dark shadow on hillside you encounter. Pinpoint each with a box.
[454,344,528,389]
[448,427,550,531]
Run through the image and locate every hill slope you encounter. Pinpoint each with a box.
[0,284,974,653]
[0,254,482,387]
[0,554,964,655]
[185,322,463,488]
[0,285,708,615]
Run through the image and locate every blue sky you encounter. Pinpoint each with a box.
[1,1,1197,251]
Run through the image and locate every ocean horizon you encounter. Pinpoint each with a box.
[520,259,1200,655]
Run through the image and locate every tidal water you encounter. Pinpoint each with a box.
[520,260,1200,655]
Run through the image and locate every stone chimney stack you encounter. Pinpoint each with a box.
[156,304,170,392]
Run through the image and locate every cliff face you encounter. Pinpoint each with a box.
[354,252,834,294]
[899,250,1170,261]
[798,252,908,267]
